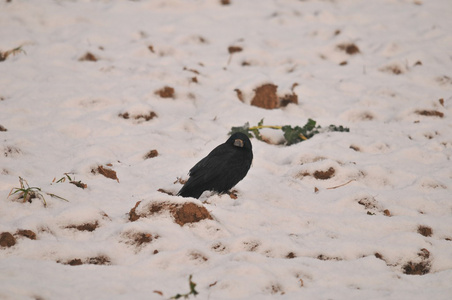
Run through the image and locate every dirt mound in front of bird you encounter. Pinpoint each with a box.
[129,200,213,226]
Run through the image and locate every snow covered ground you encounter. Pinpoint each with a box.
[1,0,452,299]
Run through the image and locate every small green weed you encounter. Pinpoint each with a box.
[8,177,69,207]
[53,173,87,189]
[171,275,199,299]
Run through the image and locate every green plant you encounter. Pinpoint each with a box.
[229,118,349,145]
[54,173,87,189]
[171,275,199,299]
[0,46,25,62]
[8,177,69,207]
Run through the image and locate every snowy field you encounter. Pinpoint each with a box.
[1,0,452,299]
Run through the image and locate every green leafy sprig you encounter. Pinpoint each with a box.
[230,118,349,145]
[171,275,199,299]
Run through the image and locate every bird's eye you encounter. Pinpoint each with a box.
[233,139,244,147]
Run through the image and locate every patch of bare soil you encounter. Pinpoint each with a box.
[300,167,336,180]
[356,196,390,216]
[228,45,242,54]
[0,125,7,132]
[124,231,159,248]
[251,84,279,109]
[234,89,244,102]
[119,111,158,122]
[66,221,99,232]
[15,229,37,240]
[417,225,433,237]
[279,92,298,107]
[313,167,336,180]
[144,149,159,159]
[59,255,111,266]
[0,232,16,247]
[376,249,431,275]
[250,83,298,109]
[78,52,98,62]
[317,254,342,261]
[155,86,175,98]
[403,248,431,275]
[91,165,119,182]
[129,201,213,226]
[337,43,360,55]
[415,110,444,118]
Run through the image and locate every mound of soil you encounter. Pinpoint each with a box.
[250,83,298,109]
[129,201,213,226]
[0,232,16,247]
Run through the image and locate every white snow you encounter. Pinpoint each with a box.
[1,0,452,299]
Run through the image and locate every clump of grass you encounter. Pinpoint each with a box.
[0,46,26,62]
[8,177,69,207]
[171,275,199,299]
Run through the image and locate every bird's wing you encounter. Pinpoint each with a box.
[188,144,233,176]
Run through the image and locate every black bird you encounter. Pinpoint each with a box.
[178,132,253,199]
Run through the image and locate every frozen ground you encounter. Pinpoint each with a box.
[1,0,452,299]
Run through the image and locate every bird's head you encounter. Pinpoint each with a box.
[228,132,252,150]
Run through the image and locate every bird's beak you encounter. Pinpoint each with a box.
[234,139,244,148]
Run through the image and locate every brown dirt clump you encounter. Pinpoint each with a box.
[251,83,279,109]
[234,89,244,102]
[78,52,98,62]
[144,149,159,159]
[135,112,158,121]
[129,201,142,222]
[403,261,430,275]
[415,110,444,118]
[119,111,158,122]
[61,255,111,266]
[417,225,433,237]
[66,221,99,232]
[402,248,431,275]
[228,46,243,54]
[16,229,37,240]
[129,201,213,226]
[279,93,298,107]
[127,232,158,247]
[155,86,175,98]
[0,232,16,247]
[87,256,111,265]
[313,167,336,180]
[250,83,299,109]
[92,165,119,182]
[172,202,213,226]
[337,43,360,55]
[67,258,83,266]
[0,125,7,132]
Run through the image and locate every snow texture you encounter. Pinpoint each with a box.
[1,0,452,299]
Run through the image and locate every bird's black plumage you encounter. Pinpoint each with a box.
[178,132,253,199]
